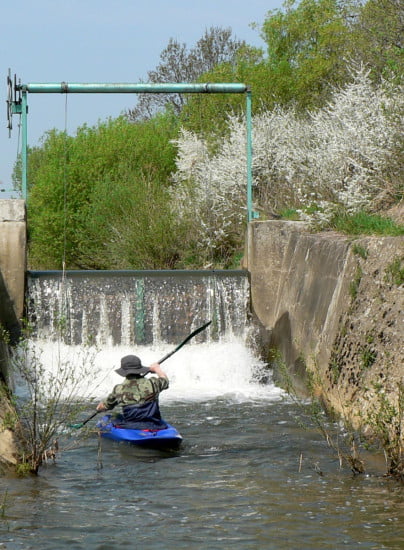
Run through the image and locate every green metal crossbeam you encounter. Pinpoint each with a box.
[10,79,256,221]
[22,82,248,94]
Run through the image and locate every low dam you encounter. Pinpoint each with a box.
[27,269,250,346]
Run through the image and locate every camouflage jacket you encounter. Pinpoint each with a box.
[104,375,169,410]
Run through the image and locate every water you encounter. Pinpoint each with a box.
[4,271,403,548]
[2,339,404,550]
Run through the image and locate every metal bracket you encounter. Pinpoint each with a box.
[6,70,22,137]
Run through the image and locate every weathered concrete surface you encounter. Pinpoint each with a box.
[246,220,404,432]
[0,199,26,330]
[246,221,352,382]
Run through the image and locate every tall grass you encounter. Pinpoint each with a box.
[330,211,404,236]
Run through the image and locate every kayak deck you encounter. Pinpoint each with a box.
[97,416,183,450]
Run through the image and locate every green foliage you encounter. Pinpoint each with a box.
[1,409,18,431]
[349,266,363,301]
[0,324,10,346]
[355,0,404,78]
[360,346,377,370]
[181,0,404,140]
[179,45,264,138]
[76,173,185,269]
[260,0,356,109]
[352,244,369,260]
[362,381,404,479]
[27,113,179,269]
[0,490,8,517]
[279,208,300,221]
[18,0,404,271]
[11,321,100,474]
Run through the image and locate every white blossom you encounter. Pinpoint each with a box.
[170,65,403,246]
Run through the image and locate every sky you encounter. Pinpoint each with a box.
[0,0,284,197]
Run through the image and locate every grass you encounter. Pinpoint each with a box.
[384,257,404,286]
[279,208,300,221]
[352,244,369,260]
[330,211,404,236]
[349,266,363,301]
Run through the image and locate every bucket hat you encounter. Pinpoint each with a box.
[115,355,150,377]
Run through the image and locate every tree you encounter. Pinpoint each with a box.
[354,0,404,78]
[126,27,247,121]
[260,0,358,109]
[171,66,403,247]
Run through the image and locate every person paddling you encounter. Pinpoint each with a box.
[96,355,169,430]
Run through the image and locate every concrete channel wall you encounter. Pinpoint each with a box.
[0,199,26,471]
[0,200,26,331]
[245,220,404,430]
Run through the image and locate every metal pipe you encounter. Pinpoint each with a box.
[21,90,28,200]
[22,82,248,94]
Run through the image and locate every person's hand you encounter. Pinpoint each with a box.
[148,363,168,379]
[97,402,107,412]
[148,363,161,373]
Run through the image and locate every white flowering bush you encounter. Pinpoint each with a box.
[171,122,249,265]
[171,65,403,252]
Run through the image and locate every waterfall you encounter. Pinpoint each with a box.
[27,270,251,346]
[24,270,281,403]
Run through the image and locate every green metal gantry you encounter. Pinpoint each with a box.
[7,78,257,221]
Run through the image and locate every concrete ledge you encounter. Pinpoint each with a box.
[0,199,25,223]
[246,221,352,375]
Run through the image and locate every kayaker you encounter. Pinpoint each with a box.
[96,355,169,430]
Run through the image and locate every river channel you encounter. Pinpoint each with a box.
[1,339,403,549]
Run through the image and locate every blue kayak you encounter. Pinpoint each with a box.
[97,415,183,450]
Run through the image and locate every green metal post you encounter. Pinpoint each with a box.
[21,89,28,200]
[246,90,253,223]
[134,278,145,344]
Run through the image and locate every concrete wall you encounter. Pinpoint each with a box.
[0,199,25,471]
[246,221,353,381]
[0,200,26,327]
[245,220,404,428]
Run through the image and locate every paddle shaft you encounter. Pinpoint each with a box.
[157,320,212,364]
[71,411,99,429]
[72,320,211,428]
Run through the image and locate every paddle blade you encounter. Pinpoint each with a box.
[69,411,99,429]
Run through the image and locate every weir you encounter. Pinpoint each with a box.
[27,269,250,346]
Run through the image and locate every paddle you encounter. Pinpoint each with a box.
[70,411,99,429]
[70,320,211,429]
[157,320,212,364]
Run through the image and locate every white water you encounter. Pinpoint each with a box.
[25,335,284,405]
